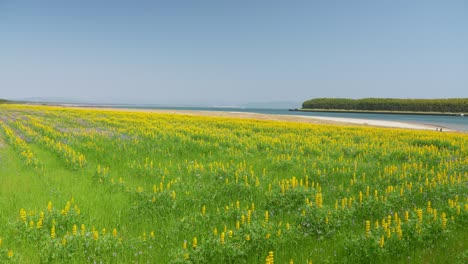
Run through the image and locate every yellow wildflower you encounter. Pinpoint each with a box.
[379,236,385,248]
[365,220,371,238]
[19,208,27,223]
[192,237,197,248]
[51,225,56,239]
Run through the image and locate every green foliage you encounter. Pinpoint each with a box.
[302,98,468,113]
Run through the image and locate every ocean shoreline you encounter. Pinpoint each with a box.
[42,103,459,132]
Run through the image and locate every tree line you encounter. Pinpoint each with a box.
[302,98,468,113]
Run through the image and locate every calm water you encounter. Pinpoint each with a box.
[100,105,468,132]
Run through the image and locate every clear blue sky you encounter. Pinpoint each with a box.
[1,0,467,105]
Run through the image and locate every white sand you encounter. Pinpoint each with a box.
[219,111,446,131]
[293,115,447,131]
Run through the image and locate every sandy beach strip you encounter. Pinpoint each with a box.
[294,115,446,131]
[188,111,447,131]
[57,104,452,132]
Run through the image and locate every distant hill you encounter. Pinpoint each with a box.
[15,97,87,104]
[302,98,468,113]
[0,98,10,103]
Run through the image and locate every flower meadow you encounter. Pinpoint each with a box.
[0,104,466,263]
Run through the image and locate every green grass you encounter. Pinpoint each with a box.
[0,104,467,263]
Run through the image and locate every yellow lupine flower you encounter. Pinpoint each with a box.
[19,208,27,223]
[37,218,43,229]
[47,201,53,213]
[365,220,371,238]
[192,237,198,248]
[51,225,56,239]
[396,225,403,240]
[379,236,385,248]
[441,212,447,230]
[416,209,423,223]
[266,251,274,264]
[72,224,77,235]
[315,192,323,208]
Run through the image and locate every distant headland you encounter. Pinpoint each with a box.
[300,98,467,116]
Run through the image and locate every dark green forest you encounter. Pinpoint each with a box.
[302,98,468,113]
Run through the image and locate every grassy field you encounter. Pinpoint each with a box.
[0,104,467,263]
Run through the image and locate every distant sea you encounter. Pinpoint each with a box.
[85,105,466,132]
